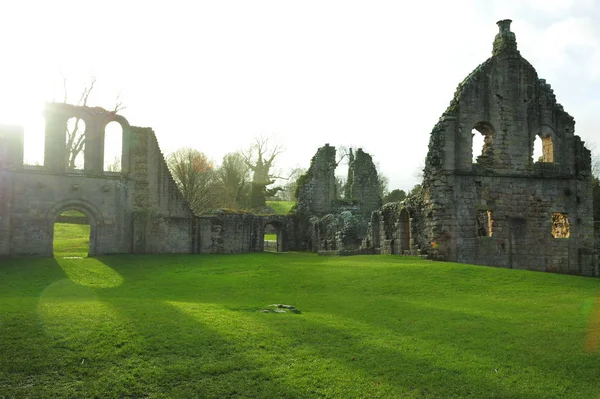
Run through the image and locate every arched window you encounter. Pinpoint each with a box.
[541,135,554,162]
[66,117,86,170]
[472,122,494,163]
[104,121,123,172]
[532,126,555,163]
[532,135,543,162]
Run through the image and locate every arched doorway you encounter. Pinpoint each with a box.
[49,201,102,257]
[263,221,283,252]
[53,209,92,257]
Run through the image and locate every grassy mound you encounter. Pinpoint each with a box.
[1,253,599,398]
[266,200,295,214]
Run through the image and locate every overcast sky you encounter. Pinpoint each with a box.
[1,0,599,191]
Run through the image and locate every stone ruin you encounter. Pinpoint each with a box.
[0,102,298,256]
[1,19,597,276]
[294,145,382,254]
[363,20,597,276]
[0,103,380,257]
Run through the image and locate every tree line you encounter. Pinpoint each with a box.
[166,141,401,215]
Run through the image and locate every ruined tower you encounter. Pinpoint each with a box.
[421,20,595,275]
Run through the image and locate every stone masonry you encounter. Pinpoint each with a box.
[416,20,595,275]
[0,103,298,256]
[295,144,382,253]
[1,20,596,276]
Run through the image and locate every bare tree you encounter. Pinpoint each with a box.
[62,75,126,169]
[105,156,121,172]
[277,167,307,201]
[215,152,251,208]
[167,148,221,215]
[241,136,285,208]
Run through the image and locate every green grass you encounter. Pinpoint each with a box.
[266,200,295,214]
[53,222,90,257]
[1,253,600,398]
[264,233,277,241]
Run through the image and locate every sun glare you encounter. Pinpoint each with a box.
[0,97,46,166]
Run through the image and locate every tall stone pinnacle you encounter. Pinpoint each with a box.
[493,19,519,56]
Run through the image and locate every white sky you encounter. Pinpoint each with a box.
[1,0,599,191]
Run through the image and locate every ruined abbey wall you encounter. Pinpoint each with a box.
[129,126,196,253]
[0,103,298,257]
[420,20,595,275]
[295,144,382,253]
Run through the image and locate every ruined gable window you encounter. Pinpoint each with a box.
[551,212,570,238]
[472,122,493,163]
[104,121,123,172]
[532,134,554,163]
[476,210,493,237]
[66,117,86,170]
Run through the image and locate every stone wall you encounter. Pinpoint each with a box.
[418,20,595,276]
[0,103,299,257]
[295,144,337,216]
[295,144,382,252]
[347,148,382,214]
[129,126,196,253]
[197,213,298,253]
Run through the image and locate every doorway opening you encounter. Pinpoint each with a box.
[53,209,91,257]
[264,221,283,252]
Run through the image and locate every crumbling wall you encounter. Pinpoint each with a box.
[362,198,425,256]
[347,148,382,214]
[419,19,595,275]
[129,127,196,253]
[196,212,298,253]
[0,107,134,256]
[295,144,381,252]
[0,103,303,258]
[295,144,337,215]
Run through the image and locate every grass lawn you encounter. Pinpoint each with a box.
[264,233,277,241]
[53,222,90,257]
[266,200,295,215]
[2,249,600,398]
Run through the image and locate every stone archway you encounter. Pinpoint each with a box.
[263,220,285,252]
[47,200,104,256]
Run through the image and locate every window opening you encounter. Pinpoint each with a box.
[104,121,123,172]
[264,222,279,252]
[53,210,90,257]
[476,210,493,237]
[472,122,493,163]
[66,117,86,170]
[533,135,543,162]
[472,129,485,163]
[551,213,570,238]
[533,135,554,163]
[542,136,554,162]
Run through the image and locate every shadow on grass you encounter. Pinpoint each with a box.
[280,296,600,398]
[0,257,72,394]
[91,254,600,398]
[98,296,304,398]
